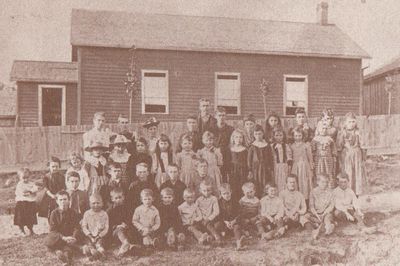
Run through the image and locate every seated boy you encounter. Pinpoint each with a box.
[45,190,81,265]
[128,163,158,210]
[196,181,222,245]
[66,171,89,219]
[160,164,187,205]
[81,194,109,261]
[332,173,364,225]
[214,183,245,250]
[238,182,264,239]
[132,189,161,248]
[178,188,212,245]
[280,175,311,230]
[259,183,286,240]
[307,174,335,239]
[188,159,218,197]
[158,188,185,250]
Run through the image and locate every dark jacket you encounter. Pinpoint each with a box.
[160,179,187,206]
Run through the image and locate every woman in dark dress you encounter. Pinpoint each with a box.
[229,130,249,201]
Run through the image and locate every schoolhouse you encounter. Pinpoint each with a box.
[11,2,369,127]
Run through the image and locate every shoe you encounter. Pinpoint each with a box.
[312,225,323,240]
[274,227,286,238]
[206,234,213,244]
[198,233,207,245]
[82,245,91,256]
[117,242,131,257]
[97,246,106,257]
[261,231,275,241]
[236,236,245,251]
[152,238,160,249]
[325,223,335,235]
[56,250,68,264]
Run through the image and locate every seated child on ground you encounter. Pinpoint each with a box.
[215,183,245,250]
[132,189,161,248]
[259,183,286,240]
[188,159,218,197]
[158,188,185,250]
[45,190,81,265]
[81,194,109,261]
[178,189,212,245]
[160,164,187,205]
[66,171,89,219]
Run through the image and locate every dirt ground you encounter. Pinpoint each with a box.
[1,155,400,265]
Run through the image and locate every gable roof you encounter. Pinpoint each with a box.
[71,9,370,60]
[10,61,78,83]
[364,56,400,81]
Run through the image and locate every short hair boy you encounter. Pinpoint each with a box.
[160,164,187,205]
[127,163,158,210]
[66,171,89,219]
[188,159,217,197]
[106,162,129,203]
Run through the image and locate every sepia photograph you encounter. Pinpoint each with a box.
[0,0,400,265]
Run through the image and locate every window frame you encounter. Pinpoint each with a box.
[141,69,169,115]
[283,74,308,116]
[214,72,241,116]
[38,84,66,126]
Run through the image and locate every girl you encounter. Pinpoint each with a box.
[197,131,223,190]
[229,130,249,200]
[109,134,131,183]
[271,127,293,193]
[337,112,366,196]
[38,156,66,220]
[265,113,282,143]
[290,127,314,201]
[311,122,337,187]
[319,108,338,141]
[152,134,174,188]
[126,137,152,182]
[247,125,274,197]
[66,152,90,191]
[243,114,256,148]
[14,168,38,236]
[143,117,160,154]
[176,134,198,186]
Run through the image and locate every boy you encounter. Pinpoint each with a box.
[81,194,109,261]
[66,171,89,219]
[215,183,245,250]
[83,111,112,160]
[160,164,186,205]
[178,189,212,245]
[177,115,203,152]
[259,184,286,240]
[45,190,81,265]
[280,175,311,230]
[158,188,185,250]
[197,98,217,135]
[127,163,158,210]
[188,159,218,197]
[308,174,335,239]
[332,173,364,225]
[106,162,129,204]
[132,189,161,248]
[196,181,222,245]
[288,108,314,143]
[238,182,265,239]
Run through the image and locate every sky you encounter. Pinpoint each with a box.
[1,0,400,84]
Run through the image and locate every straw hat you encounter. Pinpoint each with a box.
[143,117,160,128]
[111,134,131,146]
[84,141,109,152]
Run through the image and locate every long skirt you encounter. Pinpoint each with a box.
[14,201,37,226]
[341,147,365,195]
[291,160,313,200]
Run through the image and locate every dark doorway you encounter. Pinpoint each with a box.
[41,86,63,126]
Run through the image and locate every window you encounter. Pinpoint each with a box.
[215,73,241,115]
[141,70,169,114]
[38,85,66,126]
[284,75,308,116]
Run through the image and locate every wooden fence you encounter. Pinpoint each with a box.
[1,114,400,172]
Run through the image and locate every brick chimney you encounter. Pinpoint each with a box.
[316,1,329,25]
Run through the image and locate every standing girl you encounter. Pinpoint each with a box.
[265,113,282,143]
[66,152,90,191]
[14,168,38,236]
[319,108,338,141]
[126,137,153,181]
[176,134,198,186]
[243,114,256,148]
[271,127,293,193]
[109,134,131,183]
[197,131,223,190]
[229,130,249,200]
[290,127,314,200]
[337,112,365,196]
[152,134,174,188]
[247,125,274,197]
[143,117,160,154]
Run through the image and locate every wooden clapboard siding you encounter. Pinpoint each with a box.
[79,46,362,124]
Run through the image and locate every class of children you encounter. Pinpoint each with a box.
[14,102,367,265]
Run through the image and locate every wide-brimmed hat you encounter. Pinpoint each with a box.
[143,117,160,129]
[84,141,109,152]
[110,134,131,146]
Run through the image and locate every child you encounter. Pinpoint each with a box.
[337,112,366,196]
[66,171,89,219]
[177,115,203,152]
[242,114,256,148]
[332,173,364,225]
[126,137,153,181]
[272,127,293,193]
[248,125,274,197]
[109,134,131,183]
[288,108,314,143]
[45,190,81,265]
[160,164,187,205]
[197,98,217,136]
[290,127,314,200]
[265,113,282,143]
[197,131,223,190]
[143,117,160,154]
[14,167,38,236]
[229,129,249,201]
[188,159,218,197]
[238,182,264,239]
[158,188,185,250]
[319,108,338,141]
[152,134,174,189]
[81,194,109,260]
[132,189,161,248]
[259,184,286,240]
[175,134,198,187]
[308,174,335,240]
[106,162,130,204]
[66,152,90,191]
[215,184,244,250]
[280,175,310,229]
[178,189,211,245]
[196,181,222,245]
[39,156,66,220]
